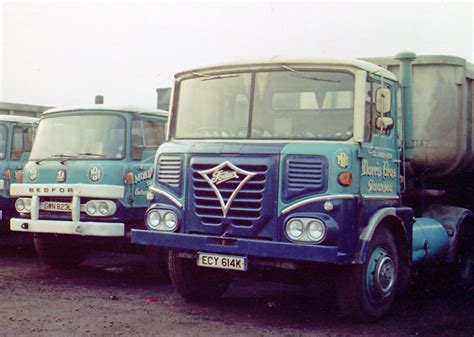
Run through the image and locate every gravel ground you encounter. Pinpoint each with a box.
[0,244,473,337]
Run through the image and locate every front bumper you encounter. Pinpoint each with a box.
[131,230,341,264]
[11,218,124,237]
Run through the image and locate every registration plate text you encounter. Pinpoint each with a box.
[41,202,72,212]
[197,253,247,271]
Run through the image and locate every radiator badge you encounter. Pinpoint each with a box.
[198,161,256,218]
[56,169,66,183]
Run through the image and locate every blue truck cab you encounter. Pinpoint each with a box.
[10,106,168,267]
[0,115,37,230]
[132,54,474,321]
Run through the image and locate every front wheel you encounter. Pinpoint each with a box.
[34,233,90,269]
[168,250,232,302]
[336,228,399,322]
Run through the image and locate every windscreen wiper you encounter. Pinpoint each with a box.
[60,152,105,164]
[282,65,340,83]
[192,72,240,81]
[77,152,105,158]
[34,154,75,165]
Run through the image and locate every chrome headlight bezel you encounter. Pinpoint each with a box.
[145,208,179,232]
[83,200,116,217]
[285,217,327,244]
[15,198,32,213]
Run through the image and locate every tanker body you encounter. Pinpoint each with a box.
[132,52,474,321]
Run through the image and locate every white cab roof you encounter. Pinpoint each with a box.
[0,115,38,124]
[42,105,168,117]
[175,58,397,81]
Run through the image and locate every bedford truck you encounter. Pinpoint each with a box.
[10,106,168,269]
[0,115,37,232]
[131,53,474,321]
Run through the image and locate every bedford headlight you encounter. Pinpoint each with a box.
[147,210,161,229]
[163,211,178,230]
[24,198,32,212]
[87,202,97,215]
[286,219,304,240]
[307,219,326,242]
[15,198,25,212]
[98,202,109,215]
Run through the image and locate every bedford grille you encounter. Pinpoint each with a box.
[192,163,268,227]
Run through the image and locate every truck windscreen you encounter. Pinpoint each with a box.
[30,114,126,160]
[174,70,354,140]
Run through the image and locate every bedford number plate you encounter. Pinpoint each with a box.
[197,253,247,271]
[40,201,72,212]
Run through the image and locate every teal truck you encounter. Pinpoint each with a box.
[0,115,37,231]
[132,53,474,321]
[10,106,168,268]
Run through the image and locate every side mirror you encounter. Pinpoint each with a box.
[375,88,391,113]
[375,117,394,131]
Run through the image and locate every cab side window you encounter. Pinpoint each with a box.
[12,127,32,160]
[365,80,391,141]
[131,119,166,161]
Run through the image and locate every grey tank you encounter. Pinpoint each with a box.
[363,55,474,177]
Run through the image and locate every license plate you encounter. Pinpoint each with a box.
[197,253,247,271]
[40,201,72,212]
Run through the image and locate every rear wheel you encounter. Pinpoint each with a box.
[34,233,89,269]
[168,250,232,302]
[337,227,399,322]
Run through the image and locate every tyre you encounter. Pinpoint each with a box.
[34,233,89,269]
[455,246,474,289]
[336,227,399,322]
[168,250,232,302]
[144,246,170,282]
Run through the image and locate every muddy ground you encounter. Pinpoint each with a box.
[0,243,473,337]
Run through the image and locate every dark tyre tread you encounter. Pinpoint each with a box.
[336,228,399,322]
[34,234,89,269]
[168,250,231,302]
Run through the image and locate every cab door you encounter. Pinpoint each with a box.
[128,117,167,207]
[359,78,400,203]
[7,125,34,197]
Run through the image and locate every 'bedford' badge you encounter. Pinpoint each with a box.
[56,169,66,183]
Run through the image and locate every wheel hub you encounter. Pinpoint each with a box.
[367,248,396,301]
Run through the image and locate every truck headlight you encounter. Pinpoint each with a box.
[15,198,32,213]
[307,219,325,242]
[86,202,97,215]
[287,219,304,240]
[285,217,326,243]
[163,211,178,231]
[146,208,178,232]
[147,210,161,229]
[98,202,109,215]
[83,200,116,217]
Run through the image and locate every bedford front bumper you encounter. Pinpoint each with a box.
[11,218,124,237]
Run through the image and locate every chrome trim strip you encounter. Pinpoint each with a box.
[149,186,183,209]
[362,195,400,200]
[281,194,357,215]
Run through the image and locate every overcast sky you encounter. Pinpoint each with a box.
[1,1,473,108]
